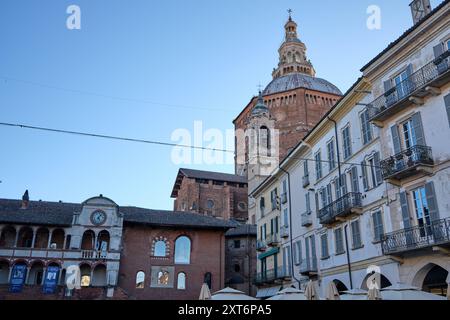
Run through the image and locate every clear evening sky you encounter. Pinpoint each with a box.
[0,0,442,209]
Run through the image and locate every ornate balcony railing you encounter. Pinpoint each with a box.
[254,267,291,285]
[367,50,450,122]
[380,145,433,180]
[318,192,362,225]
[381,218,450,255]
[280,225,289,238]
[301,211,313,227]
[81,250,108,260]
[302,174,310,188]
[265,233,280,246]
[299,257,318,275]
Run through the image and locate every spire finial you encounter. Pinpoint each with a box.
[257,83,263,95]
[287,8,292,20]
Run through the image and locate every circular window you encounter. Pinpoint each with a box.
[238,202,247,211]
[206,200,215,209]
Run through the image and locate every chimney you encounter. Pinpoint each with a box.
[410,0,432,25]
[21,190,29,209]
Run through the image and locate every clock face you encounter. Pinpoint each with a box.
[91,210,107,225]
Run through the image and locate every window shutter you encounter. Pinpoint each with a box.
[383,79,392,93]
[399,192,411,229]
[433,43,444,59]
[411,112,426,146]
[373,152,383,185]
[444,94,450,127]
[425,181,440,221]
[405,64,413,77]
[361,161,369,191]
[391,125,401,154]
[270,219,274,235]
[351,166,359,193]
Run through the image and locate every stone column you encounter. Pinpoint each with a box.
[41,267,47,285]
[47,229,54,248]
[7,265,12,283]
[25,266,31,284]
[14,228,19,247]
[31,228,37,248]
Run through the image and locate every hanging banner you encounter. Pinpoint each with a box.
[43,265,60,294]
[9,264,27,293]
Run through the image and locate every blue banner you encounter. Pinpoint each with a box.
[43,266,60,294]
[9,264,27,293]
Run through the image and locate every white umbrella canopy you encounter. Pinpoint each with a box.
[305,281,320,300]
[381,283,446,300]
[326,282,340,300]
[199,283,212,300]
[211,287,257,300]
[340,289,368,300]
[267,287,307,300]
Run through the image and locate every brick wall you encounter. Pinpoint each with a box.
[118,224,226,300]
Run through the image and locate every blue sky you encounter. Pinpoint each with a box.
[0,0,442,209]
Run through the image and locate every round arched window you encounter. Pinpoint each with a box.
[206,200,215,209]
[174,236,191,264]
[154,240,167,257]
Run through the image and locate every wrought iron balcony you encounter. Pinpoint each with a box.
[265,233,280,247]
[256,240,267,252]
[254,267,291,285]
[381,218,450,255]
[280,225,289,238]
[367,50,450,123]
[318,192,363,225]
[381,145,434,181]
[301,211,313,227]
[302,174,310,188]
[299,257,318,275]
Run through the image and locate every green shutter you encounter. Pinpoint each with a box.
[361,161,369,191]
[444,94,450,127]
[399,192,411,229]
[373,152,383,185]
[391,125,401,154]
[425,181,440,221]
[411,112,426,146]
[351,166,359,193]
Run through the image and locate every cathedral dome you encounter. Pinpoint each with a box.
[263,73,342,96]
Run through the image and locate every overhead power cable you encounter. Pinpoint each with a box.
[0,121,383,169]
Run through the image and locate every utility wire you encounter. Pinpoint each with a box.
[0,76,230,112]
[0,121,383,168]
[0,122,234,153]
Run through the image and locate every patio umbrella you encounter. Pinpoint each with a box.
[211,287,257,300]
[340,289,368,300]
[199,283,212,300]
[267,287,307,300]
[326,282,340,300]
[380,283,446,300]
[305,281,320,300]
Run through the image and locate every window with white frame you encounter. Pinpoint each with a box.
[315,151,322,180]
[334,228,345,255]
[361,152,382,191]
[320,233,329,259]
[360,109,373,145]
[372,210,384,242]
[350,220,362,249]
[342,125,352,159]
[327,139,336,171]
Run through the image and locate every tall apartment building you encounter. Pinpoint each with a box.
[251,0,450,298]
